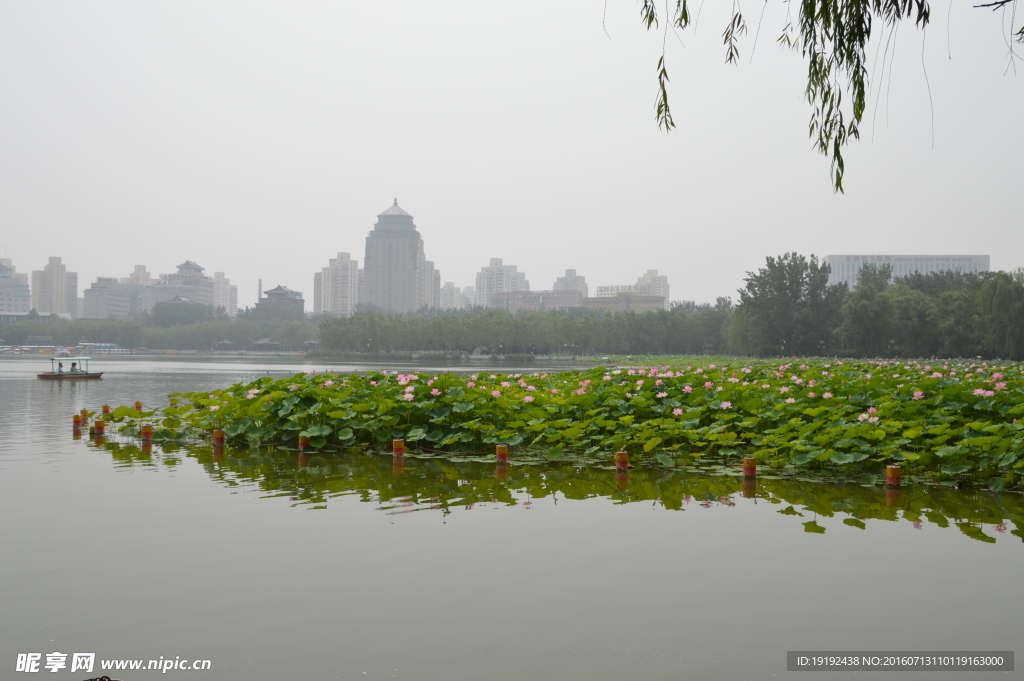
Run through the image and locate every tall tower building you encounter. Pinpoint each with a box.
[636,269,670,310]
[31,257,78,316]
[0,259,32,316]
[363,200,434,313]
[314,252,360,316]
[475,258,528,308]
[552,269,589,298]
[213,272,239,318]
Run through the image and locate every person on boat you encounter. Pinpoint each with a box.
[70,362,77,372]
[58,362,64,373]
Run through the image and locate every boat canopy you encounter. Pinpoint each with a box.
[49,357,92,362]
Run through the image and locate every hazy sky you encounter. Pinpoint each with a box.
[2,1,1021,308]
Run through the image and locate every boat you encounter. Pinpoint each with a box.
[37,356,103,380]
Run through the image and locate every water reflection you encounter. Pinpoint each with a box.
[82,434,1024,544]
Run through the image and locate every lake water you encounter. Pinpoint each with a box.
[2,356,1020,680]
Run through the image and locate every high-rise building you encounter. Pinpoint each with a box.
[596,269,670,311]
[213,272,239,318]
[636,270,670,310]
[440,282,463,310]
[823,254,990,289]
[314,252,360,317]
[152,261,215,307]
[475,258,529,308]
[552,269,589,298]
[31,257,78,317]
[363,201,436,313]
[121,265,152,287]
[461,285,476,308]
[0,259,32,316]
[83,278,130,319]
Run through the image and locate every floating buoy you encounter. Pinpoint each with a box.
[102,405,111,415]
[886,465,901,488]
[495,444,509,463]
[79,408,89,424]
[141,424,153,441]
[392,439,405,456]
[134,401,144,413]
[742,457,757,478]
[73,414,82,428]
[213,430,225,446]
[614,450,629,470]
[298,435,309,450]
[94,420,105,435]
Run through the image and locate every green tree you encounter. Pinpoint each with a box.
[979,270,1024,359]
[738,253,846,355]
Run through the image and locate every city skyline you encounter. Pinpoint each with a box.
[1,4,1018,315]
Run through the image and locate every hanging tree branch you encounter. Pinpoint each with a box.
[644,0,1020,192]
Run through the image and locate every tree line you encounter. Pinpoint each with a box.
[726,254,1024,360]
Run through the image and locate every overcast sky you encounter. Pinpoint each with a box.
[1,1,1020,308]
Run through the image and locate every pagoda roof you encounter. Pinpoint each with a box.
[377,199,412,218]
[176,260,204,272]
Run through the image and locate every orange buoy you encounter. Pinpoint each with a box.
[886,465,901,488]
[141,424,153,441]
[73,414,82,428]
[298,435,309,450]
[134,401,144,412]
[213,430,225,445]
[614,450,629,470]
[392,439,405,456]
[94,420,105,435]
[102,405,111,415]
[496,444,509,463]
[742,457,757,478]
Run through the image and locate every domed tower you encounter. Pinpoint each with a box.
[362,200,432,313]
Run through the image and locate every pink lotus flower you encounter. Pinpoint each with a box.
[430,388,440,396]
[785,397,796,404]
[405,386,414,393]
[603,375,611,380]
[868,407,878,413]
[868,416,879,423]
[501,381,510,387]
[858,413,870,421]
[209,394,217,399]
[719,401,732,409]
[289,384,299,391]
[550,388,559,394]
[526,385,536,391]
[779,386,790,393]
[683,385,693,393]
[210,405,219,411]
[576,388,586,395]
[370,381,377,386]
[523,395,534,402]
[466,381,476,388]
[322,380,334,387]
[656,392,668,398]
[672,408,683,416]
[636,379,645,386]
[823,392,833,399]
[491,390,501,397]
[703,381,713,388]
[808,392,816,398]
[402,393,414,401]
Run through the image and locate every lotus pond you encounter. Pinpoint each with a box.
[3,356,1022,680]
[106,358,1024,490]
